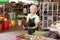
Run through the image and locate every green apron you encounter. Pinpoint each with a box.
[28,17,36,35]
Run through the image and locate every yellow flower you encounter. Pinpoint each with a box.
[0,16,4,20]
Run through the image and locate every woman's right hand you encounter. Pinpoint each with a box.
[28,27,35,29]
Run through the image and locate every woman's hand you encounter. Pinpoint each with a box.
[28,22,39,29]
[28,26,34,29]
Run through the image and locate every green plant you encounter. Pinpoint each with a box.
[36,0,41,2]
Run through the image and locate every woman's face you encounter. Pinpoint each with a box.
[30,7,37,14]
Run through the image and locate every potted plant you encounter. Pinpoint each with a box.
[0,15,4,31]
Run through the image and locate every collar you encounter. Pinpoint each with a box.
[30,14,36,18]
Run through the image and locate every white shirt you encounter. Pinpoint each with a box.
[55,22,60,35]
[27,14,40,23]
[48,21,60,35]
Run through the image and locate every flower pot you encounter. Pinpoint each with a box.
[3,18,9,30]
[11,20,15,27]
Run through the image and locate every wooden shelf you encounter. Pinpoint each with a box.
[14,8,23,9]
[53,15,58,16]
[43,10,58,11]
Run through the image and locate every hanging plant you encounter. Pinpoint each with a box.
[36,0,41,2]
[17,14,27,19]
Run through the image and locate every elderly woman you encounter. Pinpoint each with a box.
[27,5,40,35]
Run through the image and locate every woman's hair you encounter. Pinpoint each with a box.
[30,5,37,11]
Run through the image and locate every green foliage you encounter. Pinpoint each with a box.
[36,0,41,2]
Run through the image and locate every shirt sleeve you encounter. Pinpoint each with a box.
[27,14,30,22]
[35,16,40,23]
